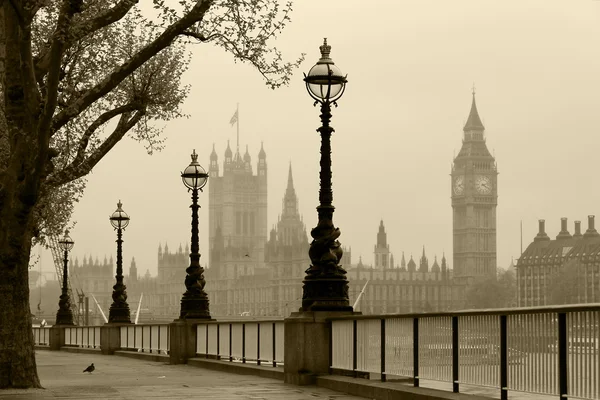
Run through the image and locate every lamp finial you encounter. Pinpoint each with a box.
[191,149,198,162]
[319,38,331,60]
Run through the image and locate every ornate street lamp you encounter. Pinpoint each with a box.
[179,150,211,319]
[55,229,75,325]
[108,200,131,323]
[301,38,352,312]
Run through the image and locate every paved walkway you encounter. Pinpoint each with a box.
[2,351,365,399]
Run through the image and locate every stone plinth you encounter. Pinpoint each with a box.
[49,325,66,350]
[100,324,123,355]
[170,319,213,365]
[284,311,358,385]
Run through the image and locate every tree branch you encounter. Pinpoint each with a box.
[34,0,139,79]
[38,0,83,147]
[71,102,141,166]
[47,108,145,187]
[50,0,212,135]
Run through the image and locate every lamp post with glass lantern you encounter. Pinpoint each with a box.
[301,38,352,312]
[108,200,131,323]
[55,230,75,325]
[179,150,211,319]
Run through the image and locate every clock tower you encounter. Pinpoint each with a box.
[451,92,497,282]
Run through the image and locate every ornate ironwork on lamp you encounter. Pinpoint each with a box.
[56,229,75,325]
[179,150,211,319]
[108,200,131,324]
[301,38,352,312]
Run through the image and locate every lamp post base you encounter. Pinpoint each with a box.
[55,310,75,326]
[301,277,353,312]
[108,305,131,324]
[179,294,211,320]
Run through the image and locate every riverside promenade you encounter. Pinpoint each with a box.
[2,351,365,400]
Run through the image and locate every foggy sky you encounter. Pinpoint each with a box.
[37,0,600,282]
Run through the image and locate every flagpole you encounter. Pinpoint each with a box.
[236,103,239,151]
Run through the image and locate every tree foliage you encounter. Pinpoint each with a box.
[465,268,517,309]
[0,0,302,388]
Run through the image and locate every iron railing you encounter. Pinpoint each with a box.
[119,324,170,354]
[329,304,600,400]
[64,326,101,349]
[195,320,284,366]
[32,327,51,346]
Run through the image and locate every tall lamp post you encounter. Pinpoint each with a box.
[179,150,211,319]
[301,38,352,312]
[108,200,131,323]
[55,230,75,325]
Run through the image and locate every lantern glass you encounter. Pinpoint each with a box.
[58,230,74,251]
[181,150,209,190]
[109,201,130,229]
[306,63,345,101]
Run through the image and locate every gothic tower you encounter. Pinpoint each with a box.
[373,220,390,269]
[208,142,268,276]
[451,92,498,282]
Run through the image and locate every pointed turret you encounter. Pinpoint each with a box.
[377,220,387,248]
[441,253,447,272]
[130,257,138,281]
[258,142,266,159]
[244,145,251,163]
[431,256,440,273]
[224,140,232,160]
[210,143,218,161]
[419,246,429,272]
[401,252,406,270]
[463,92,485,132]
[282,163,298,218]
[407,255,416,272]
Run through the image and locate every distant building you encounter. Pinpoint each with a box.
[346,221,458,314]
[207,142,268,315]
[451,92,498,286]
[517,216,600,307]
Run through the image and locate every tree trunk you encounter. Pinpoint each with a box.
[0,218,41,388]
[0,2,42,389]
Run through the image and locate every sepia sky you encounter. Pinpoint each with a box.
[37,0,600,282]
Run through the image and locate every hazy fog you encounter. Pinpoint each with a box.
[36,0,600,280]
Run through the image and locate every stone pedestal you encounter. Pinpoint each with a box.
[284,311,358,385]
[170,319,213,365]
[100,324,122,355]
[49,326,65,350]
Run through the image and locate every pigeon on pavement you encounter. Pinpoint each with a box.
[83,363,95,373]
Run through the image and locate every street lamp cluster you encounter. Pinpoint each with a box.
[54,39,351,325]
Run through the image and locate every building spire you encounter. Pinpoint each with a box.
[286,162,294,193]
[463,89,485,132]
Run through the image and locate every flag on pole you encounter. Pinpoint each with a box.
[229,109,238,126]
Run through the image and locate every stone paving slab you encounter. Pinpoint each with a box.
[1,351,365,400]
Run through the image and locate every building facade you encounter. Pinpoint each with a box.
[517,216,600,307]
[451,93,498,284]
[207,142,268,315]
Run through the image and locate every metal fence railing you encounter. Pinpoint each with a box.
[119,324,170,354]
[64,326,101,349]
[329,304,600,400]
[195,320,284,367]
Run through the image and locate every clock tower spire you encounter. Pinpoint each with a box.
[451,91,497,283]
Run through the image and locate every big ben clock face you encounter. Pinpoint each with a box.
[475,175,492,194]
[453,176,465,195]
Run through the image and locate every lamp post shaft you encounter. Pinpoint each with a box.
[318,101,334,217]
[56,249,75,325]
[302,99,352,312]
[108,227,131,323]
[179,187,211,319]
